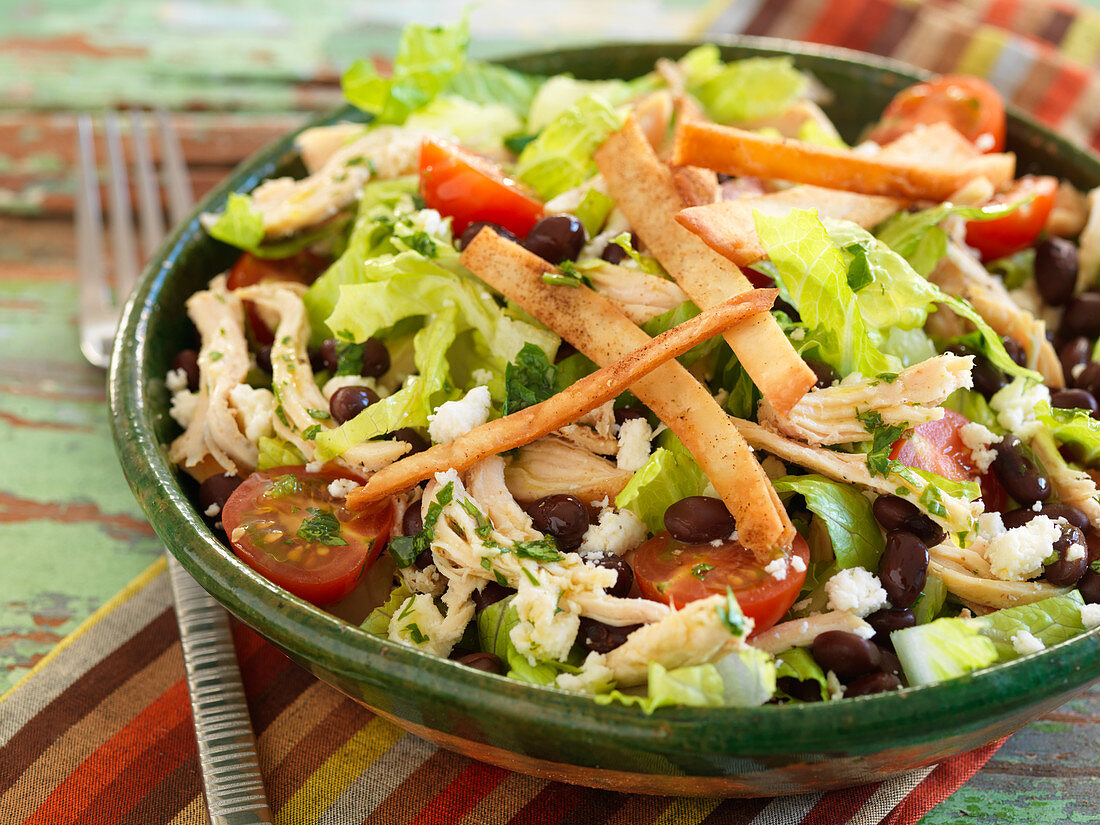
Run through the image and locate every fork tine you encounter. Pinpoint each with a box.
[130,111,165,258]
[76,115,113,369]
[104,112,141,302]
[156,109,195,220]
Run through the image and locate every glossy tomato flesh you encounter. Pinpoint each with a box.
[868,74,1006,152]
[418,136,543,238]
[227,250,328,343]
[221,465,394,605]
[890,409,1006,511]
[633,532,810,633]
[964,175,1058,262]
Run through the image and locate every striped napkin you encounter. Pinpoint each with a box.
[0,559,1002,825]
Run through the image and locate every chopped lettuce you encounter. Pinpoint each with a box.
[775,647,829,702]
[772,474,884,570]
[943,388,1000,431]
[342,18,469,125]
[515,95,624,200]
[574,188,614,238]
[712,647,777,706]
[362,583,414,636]
[679,46,806,124]
[611,232,667,277]
[476,596,579,685]
[1037,402,1100,468]
[614,431,708,534]
[205,192,265,251]
[639,301,717,368]
[444,61,543,119]
[405,96,523,154]
[911,573,947,626]
[893,592,1086,686]
[256,435,306,469]
[987,248,1036,290]
[525,73,656,132]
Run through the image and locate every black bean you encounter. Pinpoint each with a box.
[1079,570,1100,604]
[1061,292,1100,340]
[871,495,944,546]
[1076,363,1100,400]
[390,427,429,455]
[554,341,577,364]
[812,630,882,681]
[523,215,586,264]
[329,385,380,424]
[1039,503,1090,532]
[1002,337,1028,368]
[776,676,823,703]
[614,405,649,426]
[402,503,423,537]
[579,617,641,654]
[664,496,736,544]
[172,349,200,391]
[526,494,589,550]
[1052,388,1098,414]
[865,608,916,647]
[1035,237,1079,307]
[414,548,433,570]
[992,434,1051,507]
[1061,338,1091,386]
[255,344,273,374]
[1045,523,1088,586]
[458,221,518,251]
[1087,531,1100,565]
[878,531,929,609]
[601,241,627,264]
[804,358,838,389]
[773,296,800,321]
[455,652,505,674]
[590,554,634,599]
[308,346,325,373]
[844,671,902,697]
[197,473,243,519]
[878,647,904,679]
[472,581,514,612]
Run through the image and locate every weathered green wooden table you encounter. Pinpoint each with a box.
[2,3,1098,822]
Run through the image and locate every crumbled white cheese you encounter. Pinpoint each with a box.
[322,374,385,402]
[764,557,788,580]
[165,367,189,393]
[427,386,492,444]
[510,586,579,664]
[327,478,359,499]
[305,460,324,473]
[388,593,445,654]
[578,508,647,557]
[1080,603,1100,629]
[204,503,220,518]
[791,555,807,573]
[471,368,494,387]
[228,384,276,442]
[1011,629,1046,655]
[989,378,1051,439]
[616,417,653,472]
[555,651,614,693]
[1067,542,1087,562]
[959,421,999,474]
[169,388,199,428]
[983,515,1062,581]
[825,670,845,701]
[824,567,888,616]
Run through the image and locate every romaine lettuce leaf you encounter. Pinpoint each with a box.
[476,596,577,685]
[679,46,806,124]
[1037,402,1100,468]
[445,61,543,119]
[593,661,725,713]
[525,73,657,132]
[772,474,884,570]
[639,301,717,367]
[775,647,828,702]
[614,431,708,534]
[256,435,306,469]
[342,18,469,125]
[515,95,624,200]
[361,583,414,636]
[404,96,523,154]
[205,192,264,250]
[911,573,947,626]
[712,647,777,706]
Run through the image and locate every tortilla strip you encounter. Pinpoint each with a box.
[595,116,815,417]
[457,229,795,554]
[677,185,905,266]
[672,120,1015,201]
[348,287,777,509]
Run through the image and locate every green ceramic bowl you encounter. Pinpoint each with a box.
[110,39,1100,795]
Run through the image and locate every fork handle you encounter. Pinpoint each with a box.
[167,553,274,824]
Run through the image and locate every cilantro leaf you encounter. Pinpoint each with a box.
[297,508,348,546]
[503,342,557,415]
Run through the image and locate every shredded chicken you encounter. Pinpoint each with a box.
[586,262,689,324]
[1047,180,1089,239]
[504,435,634,504]
[1030,434,1100,530]
[758,353,973,446]
[1078,186,1100,293]
[750,611,873,656]
[246,126,425,238]
[929,542,1071,609]
[929,241,1063,386]
[554,400,620,456]
[295,123,370,173]
[169,276,262,480]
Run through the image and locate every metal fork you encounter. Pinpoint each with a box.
[76,111,274,825]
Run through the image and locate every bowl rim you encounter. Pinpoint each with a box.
[109,35,1100,762]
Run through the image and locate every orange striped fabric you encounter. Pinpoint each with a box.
[0,561,1003,825]
[703,0,1100,151]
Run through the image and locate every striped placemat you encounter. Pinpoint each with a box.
[0,558,1002,825]
[703,0,1100,152]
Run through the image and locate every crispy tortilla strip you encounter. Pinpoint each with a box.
[456,229,795,554]
[672,120,1015,201]
[348,287,776,509]
[596,116,815,417]
[677,185,905,266]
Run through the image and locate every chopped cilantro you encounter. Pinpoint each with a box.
[307,408,331,419]
[398,597,416,620]
[691,563,715,580]
[302,424,322,441]
[388,536,419,568]
[844,243,873,292]
[209,351,223,362]
[503,342,556,416]
[406,230,438,258]
[297,508,348,546]
[388,482,454,568]
[405,623,428,644]
[504,132,537,154]
[520,565,540,586]
[512,539,562,562]
[857,409,908,478]
[718,586,746,636]
[874,372,899,384]
[494,569,508,587]
[918,485,947,518]
[265,474,301,499]
[275,405,289,427]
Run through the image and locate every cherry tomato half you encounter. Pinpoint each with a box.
[418,136,544,238]
[890,409,1007,511]
[633,533,810,633]
[964,175,1059,262]
[221,465,394,605]
[227,250,329,343]
[868,74,1006,153]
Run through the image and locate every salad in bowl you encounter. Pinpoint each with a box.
[163,19,1100,713]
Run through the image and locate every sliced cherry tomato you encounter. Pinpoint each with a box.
[221,465,394,605]
[227,250,329,344]
[964,175,1058,262]
[632,533,810,633]
[868,74,1006,152]
[890,409,1007,511]
[418,136,543,238]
